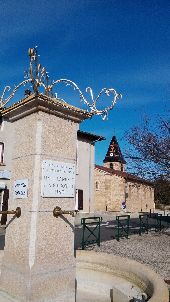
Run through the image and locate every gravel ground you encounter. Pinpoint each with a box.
[83,230,170,280]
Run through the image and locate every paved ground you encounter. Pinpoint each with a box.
[85,231,170,280]
[75,215,170,281]
[0,215,169,281]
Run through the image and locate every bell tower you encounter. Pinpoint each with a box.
[103,136,126,171]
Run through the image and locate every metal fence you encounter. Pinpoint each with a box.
[116,215,130,241]
[81,216,102,250]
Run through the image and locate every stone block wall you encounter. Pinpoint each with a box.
[95,169,107,211]
[110,175,125,211]
[103,162,125,171]
[0,106,79,301]
[126,181,155,212]
[94,168,155,213]
[94,169,126,212]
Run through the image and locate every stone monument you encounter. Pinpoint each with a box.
[0,94,91,302]
[0,48,121,301]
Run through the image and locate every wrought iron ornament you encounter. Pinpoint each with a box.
[0,47,122,120]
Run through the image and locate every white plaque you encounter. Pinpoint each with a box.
[41,160,75,198]
[14,179,28,199]
[0,170,11,179]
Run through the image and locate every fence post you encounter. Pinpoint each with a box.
[146,214,149,233]
[117,216,120,241]
[158,214,162,231]
[97,217,101,247]
[139,215,142,236]
[139,214,148,235]
[116,215,130,241]
[81,218,85,250]
[81,217,101,249]
[127,215,130,239]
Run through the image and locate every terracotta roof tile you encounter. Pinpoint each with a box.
[95,164,153,186]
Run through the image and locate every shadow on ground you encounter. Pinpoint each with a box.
[75,215,170,249]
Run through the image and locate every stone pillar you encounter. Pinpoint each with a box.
[0,94,91,302]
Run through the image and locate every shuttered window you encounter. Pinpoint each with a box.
[78,189,83,210]
[0,143,4,164]
[1,188,9,225]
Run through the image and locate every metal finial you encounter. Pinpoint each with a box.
[0,47,122,119]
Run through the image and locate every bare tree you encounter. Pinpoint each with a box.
[125,115,170,205]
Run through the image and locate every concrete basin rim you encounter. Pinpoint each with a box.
[76,250,169,302]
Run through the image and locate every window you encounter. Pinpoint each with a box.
[96,181,99,190]
[0,190,3,211]
[121,164,124,171]
[78,190,83,210]
[0,143,4,164]
[110,163,113,169]
[1,187,9,225]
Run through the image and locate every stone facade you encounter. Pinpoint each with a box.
[126,181,154,212]
[0,101,103,219]
[0,94,155,224]
[95,135,155,213]
[94,165,155,213]
[95,169,125,211]
[103,161,125,172]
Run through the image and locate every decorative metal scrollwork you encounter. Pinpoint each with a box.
[0,47,122,120]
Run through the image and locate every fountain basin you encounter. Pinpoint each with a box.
[0,250,168,301]
[76,250,169,302]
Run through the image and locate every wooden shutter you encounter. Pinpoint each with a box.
[78,190,83,210]
[1,188,9,225]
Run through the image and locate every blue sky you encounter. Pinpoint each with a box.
[0,0,170,166]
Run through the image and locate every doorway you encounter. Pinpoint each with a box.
[1,187,9,225]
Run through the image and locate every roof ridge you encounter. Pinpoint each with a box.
[95,164,153,186]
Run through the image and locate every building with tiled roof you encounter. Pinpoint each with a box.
[94,136,155,213]
[0,92,154,215]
